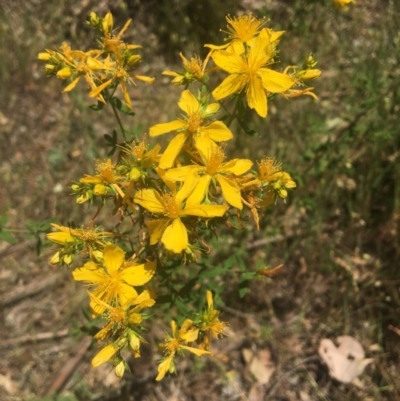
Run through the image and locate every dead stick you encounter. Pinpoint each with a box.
[45,336,92,396]
[0,273,64,307]
[0,329,69,348]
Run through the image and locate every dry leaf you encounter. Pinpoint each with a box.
[242,348,275,385]
[0,372,17,394]
[248,383,265,401]
[318,335,373,383]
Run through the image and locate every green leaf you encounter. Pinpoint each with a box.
[235,254,246,272]
[104,129,118,156]
[0,212,8,228]
[0,230,18,244]
[111,96,135,116]
[238,118,260,138]
[89,101,105,111]
[239,286,250,298]
[240,271,257,281]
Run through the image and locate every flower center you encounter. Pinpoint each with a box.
[258,157,281,180]
[187,112,203,133]
[206,148,225,175]
[162,193,180,219]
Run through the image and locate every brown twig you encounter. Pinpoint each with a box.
[0,273,64,307]
[45,336,92,396]
[0,329,69,348]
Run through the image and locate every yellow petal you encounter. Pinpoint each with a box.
[156,354,175,381]
[155,168,176,192]
[121,261,156,286]
[176,171,199,203]
[212,51,243,74]
[146,218,170,245]
[178,90,199,115]
[161,218,188,253]
[247,75,267,118]
[217,175,243,209]
[135,74,155,84]
[103,244,125,273]
[89,79,113,98]
[180,345,212,356]
[221,159,253,175]
[258,68,294,93]
[134,189,166,213]
[184,204,228,217]
[92,344,117,367]
[180,328,199,343]
[149,119,186,137]
[118,283,139,306]
[212,73,248,101]
[72,261,106,283]
[47,231,74,244]
[63,77,80,92]
[203,121,233,142]
[165,166,202,182]
[186,175,211,207]
[159,132,189,169]
[131,289,155,305]
[206,290,213,308]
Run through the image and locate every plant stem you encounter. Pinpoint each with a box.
[106,89,127,142]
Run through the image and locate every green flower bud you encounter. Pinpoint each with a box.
[128,54,141,67]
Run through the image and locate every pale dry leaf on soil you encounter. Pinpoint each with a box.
[318,335,373,383]
[0,372,17,394]
[242,348,275,385]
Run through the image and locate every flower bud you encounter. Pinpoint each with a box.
[57,67,72,80]
[93,184,107,196]
[45,64,55,74]
[88,12,100,26]
[128,313,142,326]
[128,54,141,67]
[71,184,80,192]
[50,251,60,265]
[115,361,125,377]
[38,52,51,61]
[77,191,90,204]
[299,69,321,81]
[63,254,73,265]
[129,167,141,181]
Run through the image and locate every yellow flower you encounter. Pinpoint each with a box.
[163,52,208,85]
[149,90,233,169]
[156,319,211,381]
[199,291,229,350]
[72,244,156,314]
[257,157,282,182]
[333,0,354,9]
[88,292,155,342]
[211,29,294,117]
[134,175,228,253]
[205,14,266,54]
[270,172,297,199]
[166,142,252,209]
[47,224,114,245]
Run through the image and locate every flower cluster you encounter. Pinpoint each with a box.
[41,11,319,379]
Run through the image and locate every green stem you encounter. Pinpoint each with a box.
[106,89,127,142]
[226,94,242,128]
